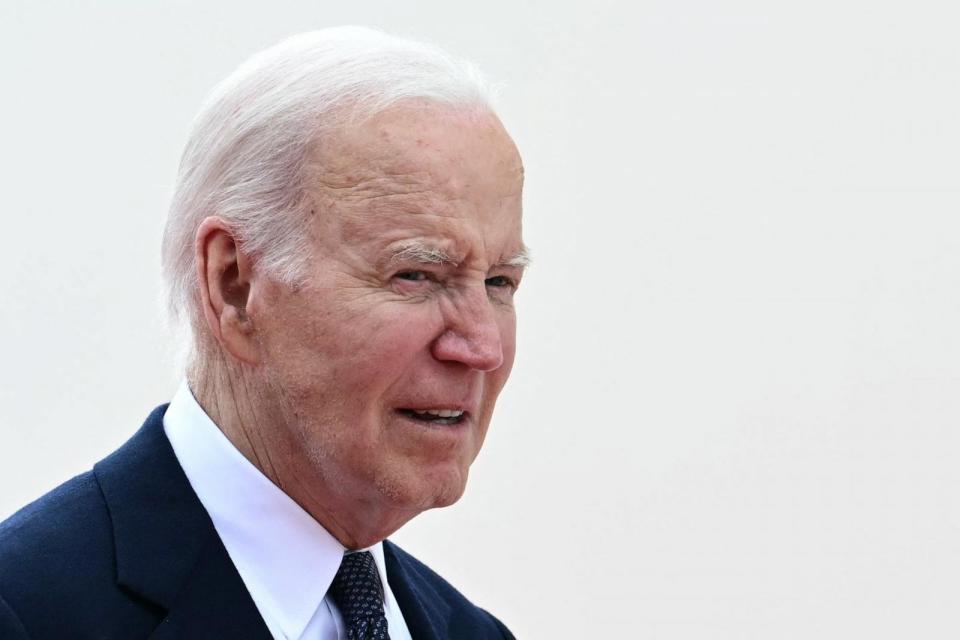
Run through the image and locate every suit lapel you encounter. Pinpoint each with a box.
[384,541,447,640]
[146,532,273,640]
[385,541,510,640]
[94,405,272,640]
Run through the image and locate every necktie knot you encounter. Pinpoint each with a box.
[328,551,390,640]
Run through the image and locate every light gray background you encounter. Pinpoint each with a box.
[2,1,958,637]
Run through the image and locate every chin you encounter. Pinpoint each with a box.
[378,464,470,513]
[428,479,468,509]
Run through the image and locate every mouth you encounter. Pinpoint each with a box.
[396,408,468,426]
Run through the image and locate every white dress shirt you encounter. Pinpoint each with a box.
[163,381,413,640]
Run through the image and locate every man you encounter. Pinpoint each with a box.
[0,27,526,639]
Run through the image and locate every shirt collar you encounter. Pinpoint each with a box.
[163,380,390,639]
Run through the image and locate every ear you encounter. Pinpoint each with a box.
[194,216,261,365]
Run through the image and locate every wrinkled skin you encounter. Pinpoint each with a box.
[194,101,525,548]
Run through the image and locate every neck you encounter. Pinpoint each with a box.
[187,352,417,549]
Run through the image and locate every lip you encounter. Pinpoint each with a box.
[393,394,480,418]
[394,408,472,432]
[400,406,468,414]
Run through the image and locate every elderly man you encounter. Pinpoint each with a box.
[0,27,525,640]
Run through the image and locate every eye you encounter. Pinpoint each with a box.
[485,275,516,289]
[395,271,429,282]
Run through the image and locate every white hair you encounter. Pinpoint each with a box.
[160,26,497,371]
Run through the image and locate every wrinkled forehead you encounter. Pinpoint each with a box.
[304,101,524,262]
[308,100,524,202]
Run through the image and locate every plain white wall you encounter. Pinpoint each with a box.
[2,1,958,637]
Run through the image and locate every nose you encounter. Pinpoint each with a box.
[431,286,504,371]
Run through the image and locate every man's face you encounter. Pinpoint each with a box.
[251,102,525,516]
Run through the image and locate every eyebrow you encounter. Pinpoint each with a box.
[387,242,532,269]
[499,246,532,269]
[388,242,457,266]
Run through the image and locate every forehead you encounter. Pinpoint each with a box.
[315,102,523,188]
[307,101,525,260]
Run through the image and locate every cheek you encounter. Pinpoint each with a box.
[321,306,446,396]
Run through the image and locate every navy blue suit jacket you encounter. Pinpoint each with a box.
[0,406,514,639]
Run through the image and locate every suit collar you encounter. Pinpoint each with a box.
[94,405,208,609]
[385,540,508,640]
[93,405,271,639]
[384,540,448,640]
[145,531,274,640]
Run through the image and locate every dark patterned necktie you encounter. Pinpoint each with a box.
[328,551,391,640]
